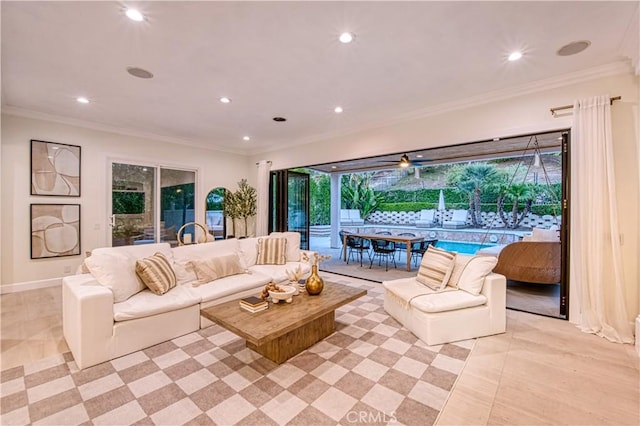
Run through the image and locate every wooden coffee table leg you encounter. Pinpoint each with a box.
[246,311,335,364]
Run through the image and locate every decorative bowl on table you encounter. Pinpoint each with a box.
[268,285,297,303]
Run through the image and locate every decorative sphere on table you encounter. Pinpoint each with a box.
[305,265,324,295]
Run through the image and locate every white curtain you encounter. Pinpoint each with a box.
[255,160,271,236]
[570,95,633,343]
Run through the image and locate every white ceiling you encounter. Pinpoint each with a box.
[1,1,637,156]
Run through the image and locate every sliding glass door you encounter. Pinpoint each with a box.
[110,162,195,247]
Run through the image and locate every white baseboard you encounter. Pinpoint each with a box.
[0,277,62,294]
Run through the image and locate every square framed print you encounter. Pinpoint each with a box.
[31,204,81,259]
[31,139,81,196]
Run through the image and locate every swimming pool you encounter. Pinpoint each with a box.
[434,240,495,255]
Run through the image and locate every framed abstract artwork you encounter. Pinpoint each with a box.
[31,139,81,196]
[31,204,81,259]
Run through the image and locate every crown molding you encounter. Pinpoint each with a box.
[619,3,639,75]
[253,60,634,155]
[0,105,251,157]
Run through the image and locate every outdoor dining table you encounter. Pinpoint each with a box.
[342,233,425,271]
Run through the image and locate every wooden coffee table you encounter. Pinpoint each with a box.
[200,283,367,364]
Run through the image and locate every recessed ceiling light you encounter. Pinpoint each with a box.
[243,136,251,141]
[125,8,144,22]
[334,106,343,113]
[273,117,287,122]
[219,97,231,104]
[557,40,591,56]
[416,154,423,158]
[339,32,355,44]
[508,51,523,61]
[126,67,153,79]
[76,97,90,104]
[331,166,337,169]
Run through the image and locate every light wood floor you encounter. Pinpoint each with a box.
[1,285,638,425]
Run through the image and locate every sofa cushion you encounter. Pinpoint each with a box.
[457,256,498,295]
[172,239,241,284]
[135,252,177,295]
[416,246,456,291]
[411,290,487,313]
[249,262,311,283]
[238,238,259,269]
[186,272,271,304]
[85,243,173,303]
[256,237,287,265]
[113,285,201,322]
[269,232,301,261]
[189,254,245,285]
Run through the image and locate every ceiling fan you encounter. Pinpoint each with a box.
[377,154,432,168]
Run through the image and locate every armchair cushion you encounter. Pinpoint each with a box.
[456,256,498,295]
[412,289,487,314]
[416,246,456,290]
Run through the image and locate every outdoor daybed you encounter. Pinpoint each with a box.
[63,232,312,369]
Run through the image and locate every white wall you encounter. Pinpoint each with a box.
[251,72,640,321]
[1,114,252,286]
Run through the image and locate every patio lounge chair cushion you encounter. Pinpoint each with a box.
[443,209,468,228]
[415,209,435,227]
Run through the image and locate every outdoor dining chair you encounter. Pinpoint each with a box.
[370,239,397,271]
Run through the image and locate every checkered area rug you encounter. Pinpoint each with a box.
[0,279,473,425]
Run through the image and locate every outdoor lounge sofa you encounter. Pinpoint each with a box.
[63,232,312,369]
[383,250,506,345]
[414,209,436,227]
[442,209,469,228]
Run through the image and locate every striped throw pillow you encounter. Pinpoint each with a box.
[416,246,456,291]
[135,252,177,295]
[256,237,287,265]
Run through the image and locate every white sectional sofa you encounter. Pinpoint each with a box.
[63,232,312,369]
[383,252,506,346]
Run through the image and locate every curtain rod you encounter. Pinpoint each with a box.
[550,96,621,115]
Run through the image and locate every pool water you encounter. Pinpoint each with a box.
[435,240,495,255]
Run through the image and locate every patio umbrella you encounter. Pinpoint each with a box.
[438,190,446,225]
[438,190,446,211]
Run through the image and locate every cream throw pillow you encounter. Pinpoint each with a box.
[447,254,474,288]
[416,246,456,291]
[256,237,287,265]
[135,252,177,295]
[189,254,245,285]
[456,256,498,295]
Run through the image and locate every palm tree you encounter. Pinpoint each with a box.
[448,163,498,226]
[497,183,536,229]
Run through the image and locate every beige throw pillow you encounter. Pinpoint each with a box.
[416,246,456,291]
[189,254,245,285]
[256,237,287,265]
[135,252,177,295]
